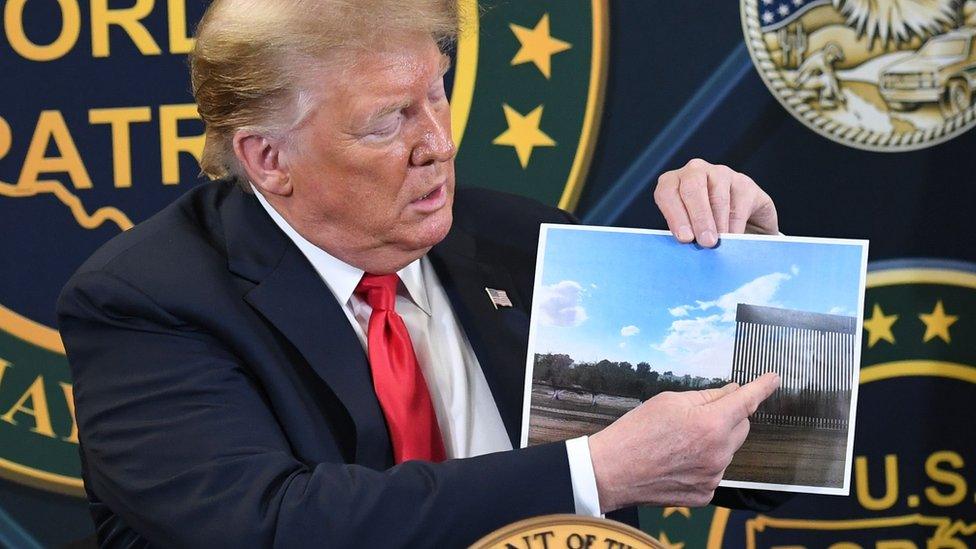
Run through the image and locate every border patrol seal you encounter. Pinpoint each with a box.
[741,0,976,151]
[0,1,608,496]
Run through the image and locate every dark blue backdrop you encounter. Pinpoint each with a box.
[1,1,973,546]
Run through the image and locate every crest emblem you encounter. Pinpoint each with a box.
[741,0,976,150]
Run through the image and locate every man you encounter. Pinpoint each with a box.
[57,1,782,546]
[794,42,847,109]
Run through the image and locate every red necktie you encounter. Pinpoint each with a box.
[355,273,446,463]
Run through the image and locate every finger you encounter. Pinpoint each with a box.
[654,171,694,242]
[697,382,740,404]
[746,192,779,235]
[677,169,719,247]
[728,174,755,234]
[709,372,780,424]
[708,166,734,234]
[729,417,751,450]
[732,173,780,235]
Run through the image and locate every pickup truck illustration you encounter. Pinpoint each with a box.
[880,28,976,116]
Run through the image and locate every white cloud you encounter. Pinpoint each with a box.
[620,325,640,337]
[791,264,800,276]
[666,271,795,321]
[710,272,792,321]
[668,305,691,317]
[828,306,852,316]
[590,283,599,289]
[653,314,726,354]
[651,269,796,378]
[537,280,588,327]
[618,342,627,349]
[651,314,734,378]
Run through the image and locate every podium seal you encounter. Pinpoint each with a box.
[471,514,663,549]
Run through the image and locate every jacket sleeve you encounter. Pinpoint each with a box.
[58,269,576,548]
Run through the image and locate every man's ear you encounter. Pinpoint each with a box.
[232,131,292,196]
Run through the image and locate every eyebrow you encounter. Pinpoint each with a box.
[366,100,412,127]
[363,55,453,127]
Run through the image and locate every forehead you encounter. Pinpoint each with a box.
[329,37,447,103]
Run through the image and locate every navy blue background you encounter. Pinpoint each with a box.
[1,1,973,545]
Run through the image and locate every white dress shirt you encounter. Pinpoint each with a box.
[253,189,601,516]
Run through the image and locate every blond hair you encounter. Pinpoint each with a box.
[190,0,459,181]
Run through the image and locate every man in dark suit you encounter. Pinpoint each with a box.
[57,1,783,546]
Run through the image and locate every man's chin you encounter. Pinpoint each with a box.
[392,190,454,256]
[412,208,453,250]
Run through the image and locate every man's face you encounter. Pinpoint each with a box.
[282,33,456,270]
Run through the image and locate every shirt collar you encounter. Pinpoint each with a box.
[397,259,431,316]
[251,186,431,315]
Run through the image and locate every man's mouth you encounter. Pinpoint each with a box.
[412,184,444,203]
[416,188,439,201]
[409,184,448,212]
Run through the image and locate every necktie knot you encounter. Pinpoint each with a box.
[355,273,399,311]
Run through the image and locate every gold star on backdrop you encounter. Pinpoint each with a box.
[662,507,691,518]
[657,532,685,549]
[492,104,556,168]
[919,300,958,343]
[509,14,572,79]
[863,303,898,348]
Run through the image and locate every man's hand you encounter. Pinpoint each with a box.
[653,159,779,247]
[588,372,780,513]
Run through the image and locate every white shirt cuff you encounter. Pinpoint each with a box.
[565,436,603,517]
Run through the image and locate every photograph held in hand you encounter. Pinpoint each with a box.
[523,225,868,496]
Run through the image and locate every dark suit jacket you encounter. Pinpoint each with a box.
[58,181,780,548]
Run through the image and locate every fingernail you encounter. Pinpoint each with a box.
[700,230,717,247]
[677,225,693,241]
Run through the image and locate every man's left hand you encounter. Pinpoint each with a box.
[653,158,778,247]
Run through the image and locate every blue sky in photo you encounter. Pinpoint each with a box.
[532,227,866,379]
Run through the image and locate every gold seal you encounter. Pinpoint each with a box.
[470,514,664,549]
[741,0,976,151]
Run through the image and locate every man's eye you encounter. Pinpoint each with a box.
[370,114,403,138]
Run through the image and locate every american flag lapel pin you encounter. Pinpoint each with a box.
[485,288,513,309]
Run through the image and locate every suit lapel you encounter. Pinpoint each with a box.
[428,229,532,448]
[219,185,391,467]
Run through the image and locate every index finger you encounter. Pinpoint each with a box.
[653,171,695,243]
[708,372,780,424]
[677,169,720,248]
[695,382,739,405]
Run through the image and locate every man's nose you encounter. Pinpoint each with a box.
[411,106,456,166]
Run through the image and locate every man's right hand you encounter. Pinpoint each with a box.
[588,372,780,513]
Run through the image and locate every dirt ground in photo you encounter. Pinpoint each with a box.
[527,383,640,445]
[725,423,848,488]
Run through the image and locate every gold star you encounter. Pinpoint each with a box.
[509,14,572,79]
[662,507,691,518]
[657,532,685,549]
[863,303,898,348]
[919,300,958,343]
[492,104,556,169]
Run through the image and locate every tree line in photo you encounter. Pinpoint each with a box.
[532,353,728,404]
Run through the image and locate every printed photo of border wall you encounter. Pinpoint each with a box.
[521,225,868,495]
